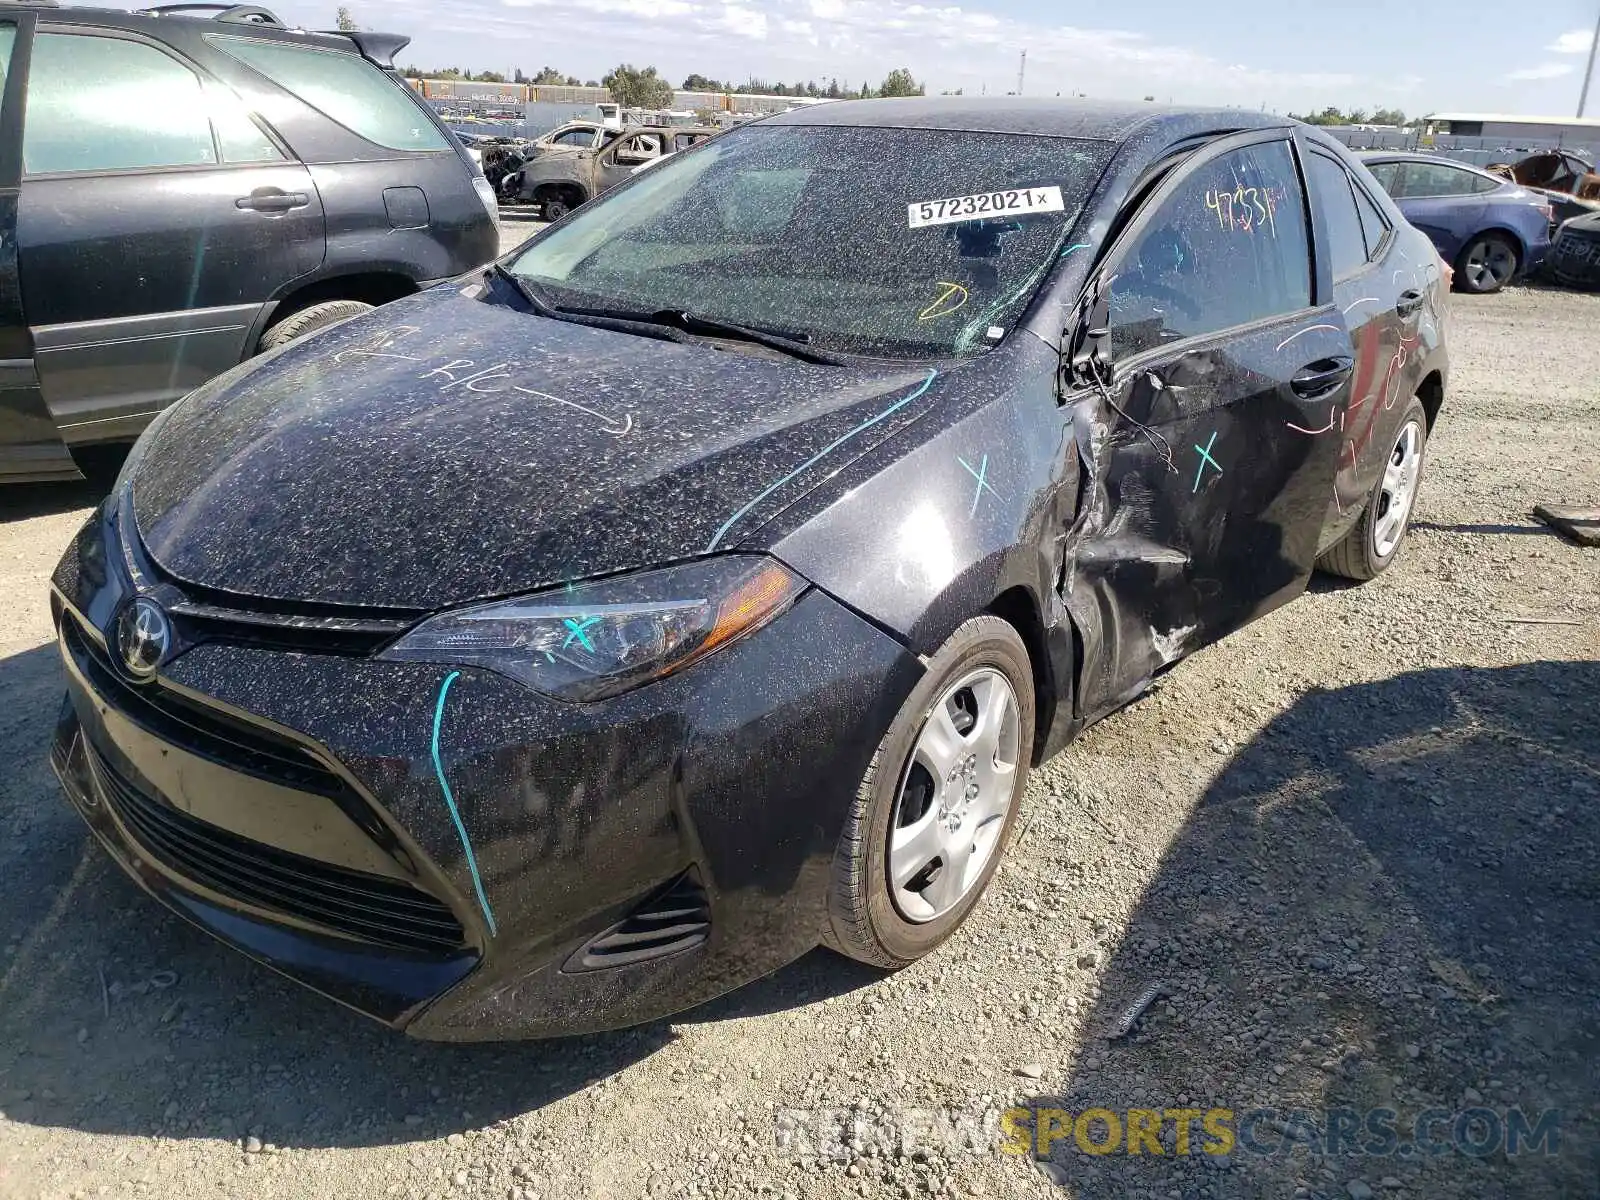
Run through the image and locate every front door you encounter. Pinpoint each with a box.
[597,130,661,193]
[16,26,326,445]
[0,14,78,483]
[1068,132,1352,717]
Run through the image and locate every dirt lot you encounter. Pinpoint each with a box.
[0,284,1595,1200]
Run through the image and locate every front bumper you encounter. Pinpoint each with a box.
[49,501,921,1039]
[1547,229,1600,288]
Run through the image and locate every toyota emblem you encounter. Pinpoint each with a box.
[117,597,171,680]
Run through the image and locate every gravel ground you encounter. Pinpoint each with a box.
[0,284,1595,1200]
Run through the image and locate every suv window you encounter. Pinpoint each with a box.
[550,127,593,147]
[1307,151,1367,281]
[1109,140,1311,358]
[25,32,217,174]
[208,35,450,152]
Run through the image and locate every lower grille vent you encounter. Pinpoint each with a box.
[565,869,710,972]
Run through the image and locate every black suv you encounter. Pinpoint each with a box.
[0,3,500,484]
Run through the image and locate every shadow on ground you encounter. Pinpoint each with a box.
[1025,660,1598,1198]
[0,640,876,1150]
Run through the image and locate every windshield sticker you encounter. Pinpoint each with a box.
[917,281,969,321]
[908,185,1065,229]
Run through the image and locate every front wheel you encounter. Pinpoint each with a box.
[1455,233,1519,294]
[257,299,374,353]
[540,196,571,222]
[824,615,1035,967]
[1317,396,1430,580]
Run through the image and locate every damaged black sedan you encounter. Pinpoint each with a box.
[49,99,1448,1039]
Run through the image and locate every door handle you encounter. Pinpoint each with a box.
[235,189,309,213]
[1396,289,1425,318]
[1290,356,1354,399]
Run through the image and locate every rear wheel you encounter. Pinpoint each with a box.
[1317,396,1430,580]
[1455,233,1519,294]
[824,615,1034,967]
[257,300,374,353]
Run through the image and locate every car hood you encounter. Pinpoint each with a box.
[130,285,946,611]
[1563,209,1600,232]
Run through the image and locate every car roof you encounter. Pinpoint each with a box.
[759,96,1283,143]
[29,4,375,57]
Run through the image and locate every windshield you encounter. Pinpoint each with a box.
[507,124,1111,358]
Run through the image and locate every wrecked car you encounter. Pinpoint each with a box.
[502,124,718,219]
[51,99,1448,1039]
[1548,209,1600,288]
[1489,150,1600,225]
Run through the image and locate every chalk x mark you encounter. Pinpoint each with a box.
[562,616,600,651]
[1192,431,1223,494]
[706,368,938,553]
[957,453,1000,516]
[430,672,497,937]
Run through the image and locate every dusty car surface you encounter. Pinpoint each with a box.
[50,98,1448,1040]
[504,124,718,218]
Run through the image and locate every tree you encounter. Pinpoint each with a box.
[334,5,357,31]
[826,78,841,99]
[879,67,922,98]
[531,66,566,84]
[602,64,673,109]
[476,70,507,83]
[683,73,721,92]
[584,79,599,88]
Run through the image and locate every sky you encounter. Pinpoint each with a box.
[149,0,1600,117]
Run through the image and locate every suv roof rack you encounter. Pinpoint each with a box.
[137,4,284,24]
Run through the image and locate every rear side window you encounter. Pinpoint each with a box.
[1469,173,1502,194]
[1307,151,1367,281]
[1108,140,1312,358]
[208,35,449,152]
[1352,182,1389,259]
[24,33,217,174]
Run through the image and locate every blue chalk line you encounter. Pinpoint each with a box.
[705,368,938,552]
[430,671,498,937]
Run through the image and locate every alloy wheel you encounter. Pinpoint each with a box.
[1463,238,1516,291]
[888,668,1021,923]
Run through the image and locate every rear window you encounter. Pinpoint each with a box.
[207,35,449,152]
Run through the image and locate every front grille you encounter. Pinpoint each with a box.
[63,615,347,799]
[89,745,467,955]
[565,869,710,971]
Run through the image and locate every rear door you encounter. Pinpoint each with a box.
[598,130,661,193]
[16,24,326,445]
[1302,149,1415,547]
[0,13,78,483]
[1071,131,1352,714]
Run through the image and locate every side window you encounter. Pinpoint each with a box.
[1469,174,1502,194]
[1108,140,1311,359]
[208,35,449,152]
[0,26,15,92]
[1364,161,1401,195]
[1351,181,1390,260]
[1307,152,1367,281]
[24,33,217,174]
[206,83,285,163]
[551,128,589,146]
[1400,163,1479,198]
[614,134,660,164]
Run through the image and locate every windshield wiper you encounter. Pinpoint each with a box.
[552,303,845,365]
[486,265,690,345]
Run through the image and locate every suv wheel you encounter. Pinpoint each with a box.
[258,300,375,353]
[541,196,571,221]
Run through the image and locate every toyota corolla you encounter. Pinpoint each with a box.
[49,99,1448,1039]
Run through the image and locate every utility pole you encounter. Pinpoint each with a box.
[1017,50,1026,96]
[1581,3,1600,117]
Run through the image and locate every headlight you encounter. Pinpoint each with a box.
[381,556,805,702]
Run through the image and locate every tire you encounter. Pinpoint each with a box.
[257,300,375,353]
[540,195,570,222]
[1455,233,1519,294]
[824,615,1035,968]
[1316,396,1429,581]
